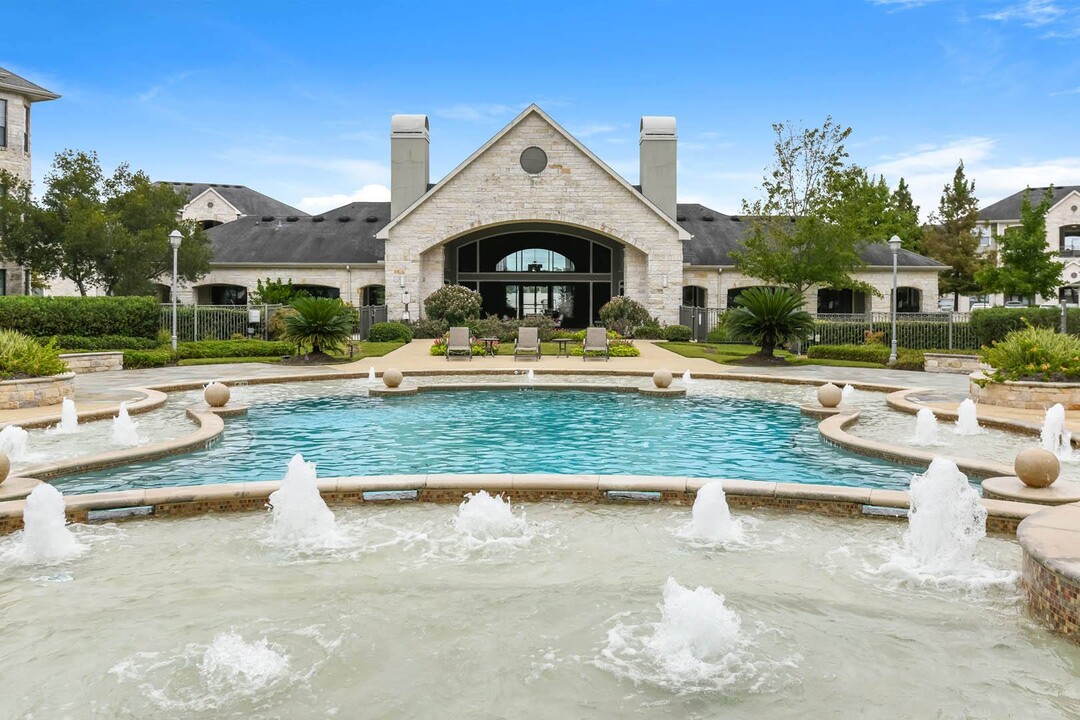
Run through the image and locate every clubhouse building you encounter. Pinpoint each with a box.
[181,105,945,326]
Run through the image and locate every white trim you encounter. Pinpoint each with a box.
[376,104,691,241]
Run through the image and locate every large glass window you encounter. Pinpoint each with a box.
[0,99,7,148]
[1062,226,1080,254]
[23,105,29,152]
[496,248,574,272]
[896,287,921,313]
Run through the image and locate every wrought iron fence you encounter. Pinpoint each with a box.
[677,306,980,351]
[353,305,388,340]
[159,304,284,342]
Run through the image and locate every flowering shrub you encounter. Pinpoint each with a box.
[429,335,488,356]
[423,285,482,325]
[598,296,652,337]
[979,323,1080,383]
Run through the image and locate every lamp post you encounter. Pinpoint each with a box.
[169,230,183,351]
[888,235,902,365]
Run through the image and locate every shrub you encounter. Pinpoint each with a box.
[970,307,1080,347]
[174,340,293,359]
[468,316,518,343]
[599,296,651,337]
[410,317,450,339]
[894,349,925,372]
[568,338,640,357]
[706,324,729,343]
[632,324,665,340]
[429,336,485,357]
[726,287,814,357]
[0,331,67,379]
[979,324,1080,382]
[806,344,890,364]
[284,297,354,355]
[250,278,309,305]
[122,349,173,369]
[423,285,482,324]
[0,296,160,338]
[367,322,413,343]
[46,335,163,351]
[663,325,693,342]
[266,307,297,340]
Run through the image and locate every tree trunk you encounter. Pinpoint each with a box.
[758,341,775,358]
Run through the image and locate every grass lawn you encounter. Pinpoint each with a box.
[177,356,283,366]
[658,342,884,369]
[342,341,405,359]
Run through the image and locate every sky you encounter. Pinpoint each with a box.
[4,0,1080,219]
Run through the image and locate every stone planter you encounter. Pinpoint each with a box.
[0,373,75,410]
[58,351,124,374]
[924,353,988,375]
[970,371,1080,410]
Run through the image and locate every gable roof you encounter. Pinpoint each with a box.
[980,186,1080,222]
[677,203,946,268]
[376,104,690,240]
[162,182,308,218]
[0,66,59,101]
[206,201,386,265]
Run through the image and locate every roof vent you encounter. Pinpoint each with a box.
[286,216,299,222]
[261,215,274,222]
[676,215,686,221]
[312,216,325,223]
[365,215,379,223]
[730,216,741,222]
[701,215,714,222]
[338,216,352,223]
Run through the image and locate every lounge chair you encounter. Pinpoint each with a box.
[583,327,609,361]
[515,327,541,361]
[446,326,472,361]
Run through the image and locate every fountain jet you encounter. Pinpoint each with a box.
[267,454,337,546]
[111,402,140,447]
[1041,403,1073,461]
[0,425,29,460]
[688,482,737,542]
[52,398,78,434]
[954,399,981,436]
[913,407,939,446]
[18,483,84,562]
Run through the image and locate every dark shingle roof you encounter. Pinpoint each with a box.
[163,182,309,218]
[0,66,59,100]
[676,203,945,268]
[207,202,387,264]
[979,186,1080,221]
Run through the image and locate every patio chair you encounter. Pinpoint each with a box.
[446,326,472,361]
[514,327,541,361]
[583,327,610,361]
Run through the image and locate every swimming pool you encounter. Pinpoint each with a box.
[52,388,914,494]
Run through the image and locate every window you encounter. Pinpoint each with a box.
[0,99,6,148]
[23,105,28,152]
[0,269,7,295]
[978,228,993,247]
[1064,235,1080,253]
[896,287,921,313]
[495,248,574,272]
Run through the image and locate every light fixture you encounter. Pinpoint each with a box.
[888,235,901,365]
[169,230,183,351]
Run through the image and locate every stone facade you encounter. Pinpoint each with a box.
[0,373,74,409]
[970,373,1080,410]
[58,351,124,374]
[182,187,243,226]
[923,353,983,375]
[181,265,385,305]
[0,87,32,295]
[382,110,688,324]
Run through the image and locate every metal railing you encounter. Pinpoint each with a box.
[678,306,980,350]
[159,304,283,342]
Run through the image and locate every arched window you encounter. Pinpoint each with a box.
[360,285,385,306]
[495,248,575,272]
[896,287,921,313]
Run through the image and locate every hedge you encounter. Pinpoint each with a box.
[806,344,925,370]
[0,296,160,338]
[367,322,413,343]
[663,325,693,342]
[174,339,293,359]
[122,349,173,369]
[46,335,163,351]
[969,307,1080,346]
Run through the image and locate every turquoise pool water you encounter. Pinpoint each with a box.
[52,389,915,494]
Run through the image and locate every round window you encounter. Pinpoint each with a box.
[207,201,215,209]
[520,146,547,175]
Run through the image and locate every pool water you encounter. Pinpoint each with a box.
[53,389,914,494]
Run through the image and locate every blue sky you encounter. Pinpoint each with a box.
[4,0,1079,217]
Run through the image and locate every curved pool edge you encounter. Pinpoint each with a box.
[0,387,168,431]
[1018,504,1080,641]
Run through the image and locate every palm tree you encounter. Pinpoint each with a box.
[284,297,355,356]
[725,286,814,359]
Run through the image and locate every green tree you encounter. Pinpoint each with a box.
[251,277,310,305]
[39,150,111,295]
[975,187,1062,303]
[284,297,354,356]
[0,170,61,293]
[888,178,924,254]
[725,286,814,358]
[922,161,987,310]
[733,118,872,296]
[101,167,212,295]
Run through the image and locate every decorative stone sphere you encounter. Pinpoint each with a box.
[383,368,404,388]
[0,450,8,485]
[653,369,673,389]
[204,381,230,408]
[1014,447,1061,488]
[817,382,842,408]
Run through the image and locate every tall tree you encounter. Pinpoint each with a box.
[39,150,111,295]
[975,187,1062,303]
[734,117,873,295]
[922,161,986,310]
[888,178,924,254]
[0,170,61,293]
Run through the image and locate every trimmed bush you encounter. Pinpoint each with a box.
[806,344,890,364]
[468,316,518,343]
[969,307,1080,347]
[424,285,482,324]
[0,296,160,338]
[367,322,413,343]
[0,331,68,379]
[46,335,163,351]
[663,325,693,342]
[599,296,651,337]
[122,349,173,369]
[175,340,293,359]
[410,317,450,339]
[632,324,665,340]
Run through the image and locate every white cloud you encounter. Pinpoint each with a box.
[982,0,1065,26]
[218,149,390,186]
[567,122,617,138]
[872,137,996,175]
[434,103,518,122]
[297,184,391,214]
[1051,87,1080,95]
[868,0,942,8]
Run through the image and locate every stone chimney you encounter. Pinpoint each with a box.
[639,116,677,219]
[390,114,430,218]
